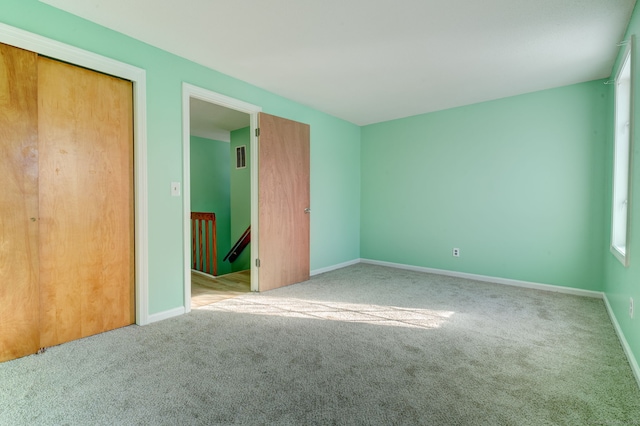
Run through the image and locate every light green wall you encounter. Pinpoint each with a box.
[310,117,361,268]
[190,136,231,276]
[2,0,361,314]
[361,81,608,291]
[230,127,251,272]
[11,1,633,369]
[603,1,640,379]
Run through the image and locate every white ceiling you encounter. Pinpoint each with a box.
[41,0,637,126]
[190,98,249,142]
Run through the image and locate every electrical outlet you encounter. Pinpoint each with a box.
[453,248,460,257]
[630,297,634,319]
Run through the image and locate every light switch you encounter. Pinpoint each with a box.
[171,182,181,196]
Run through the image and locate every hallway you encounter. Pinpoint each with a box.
[191,270,251,308]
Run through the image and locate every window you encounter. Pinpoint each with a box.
[611,39,634,266]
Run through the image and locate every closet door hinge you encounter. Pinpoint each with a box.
[255,127,260,137]
[256,258,261,268]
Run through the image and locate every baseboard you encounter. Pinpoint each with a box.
[147,306,185,324]
[310,258,361,276]
[192,269,216,279]
[603,294,640,388]
[360,258,604,299]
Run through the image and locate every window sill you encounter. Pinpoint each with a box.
[611,244,629,267]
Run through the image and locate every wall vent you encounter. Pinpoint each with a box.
[235,145,246,169]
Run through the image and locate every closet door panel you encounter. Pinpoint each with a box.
[0,44,40,362]
[38,57,134,347]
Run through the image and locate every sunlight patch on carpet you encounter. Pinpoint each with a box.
[201,296,454,329]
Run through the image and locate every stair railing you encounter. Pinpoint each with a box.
[224,225,251,263]
[191,212,217,276]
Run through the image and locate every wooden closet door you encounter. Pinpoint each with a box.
[0,44,40,362]
[38,57,134,347]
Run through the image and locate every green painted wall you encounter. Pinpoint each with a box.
[310,117,361,269]
[603,2,640,379]
[190,136,231,276]
[2,0,361,314]
[230,127,251,272]
[5,0,637,382]
[362,81,608,291]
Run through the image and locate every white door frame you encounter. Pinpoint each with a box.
[0,23,150,325]
[182,84,261,313]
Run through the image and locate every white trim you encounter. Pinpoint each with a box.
[182,84,262,313]
[610,36,635,267]
[147,307,185,324]
[360,259,604,299]
[249,110,259,292]
[603,294,640,388]
[191,269,217,279]
[311,259,361,276]
[0,23,150,326]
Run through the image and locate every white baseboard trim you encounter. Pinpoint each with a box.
[311,258,361,276]
[603,294,640,388]
[192,269,217,279]
[360,258,604,299]
[147,307,185,324]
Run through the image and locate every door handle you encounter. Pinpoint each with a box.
[304,208,311,214]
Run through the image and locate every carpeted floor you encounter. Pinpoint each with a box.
[1,263,639,425]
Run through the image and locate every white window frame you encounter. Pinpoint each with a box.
[611,37,634,267]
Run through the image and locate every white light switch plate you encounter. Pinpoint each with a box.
[171,182,181,196]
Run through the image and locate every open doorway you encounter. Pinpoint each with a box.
[190,99,250,307]
[182,85,261,311]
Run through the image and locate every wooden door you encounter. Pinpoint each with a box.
[38,57,135,347]
[258,113,310,291]
[0,44,40,362]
